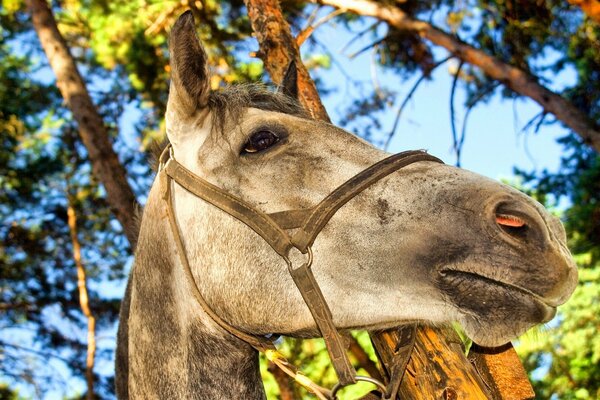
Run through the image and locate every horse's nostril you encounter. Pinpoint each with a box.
[496,214,526,228]
[496,213,529,239]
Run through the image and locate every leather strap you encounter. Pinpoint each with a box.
[164,150,442,256]
[384,324,417,399]
[164,159,294,257]
[288,259,357,385]
[290,151,443,252]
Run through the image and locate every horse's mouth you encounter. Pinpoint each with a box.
[438,269,557,322]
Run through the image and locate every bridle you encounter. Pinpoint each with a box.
[158,144,443,399]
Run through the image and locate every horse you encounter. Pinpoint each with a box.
[115,11,577,399]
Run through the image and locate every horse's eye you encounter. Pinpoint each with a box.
[243,130,280,154]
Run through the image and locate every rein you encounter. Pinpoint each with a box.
[158,144,443,399]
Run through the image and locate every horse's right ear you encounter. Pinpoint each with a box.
[168,11,210,116]
[277,61,299,100]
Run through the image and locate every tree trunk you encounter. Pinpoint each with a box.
[315,0,600,153]
[244,0,331,122]
[67,201,97,400]
[26,0,140,246]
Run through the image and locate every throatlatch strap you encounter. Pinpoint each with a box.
[161,170,276,352]
[290,151,443,252]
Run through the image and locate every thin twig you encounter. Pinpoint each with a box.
[384,56,453,150]
[144,2,179,35]
[267,361,297,400]
[347,36,386,59]
[305,4,321,28]
[297,8,345,46]
[370,45,386,102]
[519,111,545,135]
[67,198,97,400]
[450,60,464,166]
[459,82,500,164]
[1,341,75,366]
[340,21,380,55]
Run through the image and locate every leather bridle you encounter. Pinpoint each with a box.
[158,144,443,399]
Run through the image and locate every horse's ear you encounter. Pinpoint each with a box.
[277,61,299,100]
[168,11,210,116]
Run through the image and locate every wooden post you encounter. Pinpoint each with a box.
[373,327,492,399]
[468,344,535,400]
[243,1,536,398]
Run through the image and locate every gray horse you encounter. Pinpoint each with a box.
[116,12,577,399]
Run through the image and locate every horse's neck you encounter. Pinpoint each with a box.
[120,186,266,399]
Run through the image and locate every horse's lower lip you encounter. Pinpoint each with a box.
[439,269,557,309]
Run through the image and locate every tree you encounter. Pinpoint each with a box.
[315,0,600,152]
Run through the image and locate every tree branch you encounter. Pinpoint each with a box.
[296,8,345,46]
[244,0,331,121]
[26,0,140,246]
[450,60,464,167]
[314,0,600,153]
[67,199,97,400]
[384,56,453,150]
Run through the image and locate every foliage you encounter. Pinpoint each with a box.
[259,332,379,399]
[517,259,600,399]
[515,135,600,398]
[0,0,599,398]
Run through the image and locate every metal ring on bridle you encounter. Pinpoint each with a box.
[331,375,388,399]
[284,246,314,272]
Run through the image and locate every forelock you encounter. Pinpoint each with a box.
[207,83,310,132]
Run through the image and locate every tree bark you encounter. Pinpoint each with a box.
[26,0,140,246]
[244,0,331,122]
[315,0,600,153]
[395,327,492,399]
[568,0,600,24]
[468,344,535,400]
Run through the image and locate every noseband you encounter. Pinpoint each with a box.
[158,144,443,399]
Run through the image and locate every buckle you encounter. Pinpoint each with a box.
[284,246,313,272]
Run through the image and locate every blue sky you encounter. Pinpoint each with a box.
[305,15,570,183]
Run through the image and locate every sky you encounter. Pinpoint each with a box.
[305,15,570,183]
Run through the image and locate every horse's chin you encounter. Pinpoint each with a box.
[458,307,555,347]
[437,269,557,347]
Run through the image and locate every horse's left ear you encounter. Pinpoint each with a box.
[276,61,299,100]
[168,11,210,116]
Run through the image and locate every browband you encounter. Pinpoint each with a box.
[159,144,443,398]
